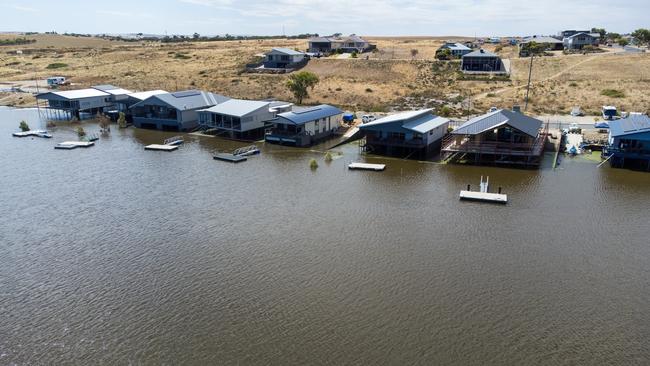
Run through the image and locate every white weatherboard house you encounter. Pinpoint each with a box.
[265,104,343,147]
[198,99,286,139]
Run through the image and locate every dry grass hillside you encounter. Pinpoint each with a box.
[1,34,649,116]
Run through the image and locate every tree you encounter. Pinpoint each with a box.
[96,112,111,132]
[631,28,650,46]
[435,48,451,60]
[286,71,319,104]
[410,49,419,60]
[606,32,621,41]
[591,28,606,41]
[523,41,546,56]
[76,126,86,138]
[19,120,30,131]
[117,112,127,128]
[193,32,200,40]
[617,38,629,47]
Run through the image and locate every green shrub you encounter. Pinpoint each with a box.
[19,120,30,132]
[324,152,333,163]
[309,158,318,169]
[46,63,68,69]
[76,126,86,138]
[601,89,625,98]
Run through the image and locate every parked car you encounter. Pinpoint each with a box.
[362,115,376,123]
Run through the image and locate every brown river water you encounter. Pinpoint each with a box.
[1,107,649,365]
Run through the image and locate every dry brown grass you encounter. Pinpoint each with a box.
[1,34,649,116]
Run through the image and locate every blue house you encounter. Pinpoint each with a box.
[198,99,291,140]
[263,48,307,69]
[265,104,343,147]
[358,109,450,159]
[605,114,650,171]
[130,90,229,131]
[436,42,472,58]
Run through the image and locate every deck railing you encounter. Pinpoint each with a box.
[442,134,545,156]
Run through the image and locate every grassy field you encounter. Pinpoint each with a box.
[1,34,649,116]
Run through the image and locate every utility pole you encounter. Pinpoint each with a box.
[524,54,534,111]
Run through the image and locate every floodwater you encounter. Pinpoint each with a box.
[1,107,649,365]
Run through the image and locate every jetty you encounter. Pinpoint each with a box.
[348,162,386,171]
[54,141,95,149]
[213,153,247,163]
[459,176,507,204]
[13,130,52,138]
[144,144,179,151]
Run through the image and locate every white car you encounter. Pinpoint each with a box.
[362,115,376,123]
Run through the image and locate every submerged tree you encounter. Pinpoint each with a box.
[76,126,86,138]
[117,112,127,128]
[286,71,319,104]
[19,120,30,132]
[97,112,111,132]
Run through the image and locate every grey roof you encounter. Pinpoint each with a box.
[567,32,598,39]
[309,36,332,43]
[92,84,120,91]
[344,34,367,43]
[37,88,109,100]
[452,109,542,137]
[199,99,270,117]
[441,42,472,51]
[521,36,563,44]
[463,49,499,58]
[359,109,449,133]
[127,90,168,101]
[92,85,132,96]
[609,115,650,137]
[276,104,343,125]
[133,90,229,110]
[269,47,304,56]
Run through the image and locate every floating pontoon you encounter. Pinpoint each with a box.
[459,176,507,204]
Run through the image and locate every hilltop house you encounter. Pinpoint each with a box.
[130,90,229,131]
[605,114,650,171]
[436,42,472,58]
[307,34,373,54]
[461,49,504,73]
[198,99,292,140]
[358,109,450,159]
[263,48,307,69]
[36,84,132,119]
[519,36,564,56]
[563,32,600,50]
[441,109,546,168]
[265,104,343,146]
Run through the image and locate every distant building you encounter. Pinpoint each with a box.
[436,42,472,58]
[265,104,343,146]
[263,48,307,69]
[563,32,600,49]
[461,49,504,73]
[560,30,590,39]
[307,34,373,54]
[441,109,546,168]
[130,90,229,131]
[198,99,291,140]
[605,114,650,171]
[519,35,564,56]
[358,109,450,159]
[36,84,132,119]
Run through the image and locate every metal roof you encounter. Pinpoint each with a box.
[452,109,542,137]
[127,90,168,101]
[463,49,499,58]
[441,42,472,51]
[521,36,563,44]
[359,109,449,134]
[37,88,109,100]
[199,99,270,117]
[609,115,650,137]
[276,104,343,125]
[269,47,304,56]
[567,32,598,39]
[92,85,132,96]
[133,90,230,110]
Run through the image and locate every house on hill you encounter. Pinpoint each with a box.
[265,104,343,146]
[358,109,450,159]
[436,42,472,58]
[605,114,650,171]
[307,34,373,54]
[563,32,600,49]
[441,109,546,168]
[519,36,564,56]
[263,48,307,69]
[130,90,229,131]
[461,49,504,73]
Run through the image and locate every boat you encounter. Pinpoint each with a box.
[233,145,260,157]
[568,145,578,155]
[164,136,184,146]
[459,176,507,204]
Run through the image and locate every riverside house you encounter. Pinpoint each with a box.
[605,114,650,171]
[36,84,132,119]
[130,90,229,131]
[358,109,450,159]
[198,99,292,140]
[265,104,343,146]
[441,109,546,168]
